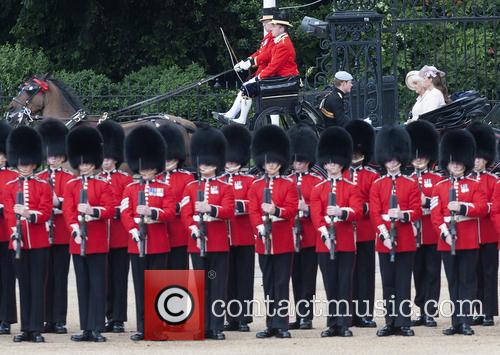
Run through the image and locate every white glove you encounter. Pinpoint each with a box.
[318,226,332,250]
[189,225,200,239]
[383,238,393,250]
[445,235,453,246]
[130,228,141,243]
[234,62,243,72]
[256,224,265,238]
[240,59,252,70]
[71,224,82,245]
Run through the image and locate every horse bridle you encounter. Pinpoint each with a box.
[9,79,48,126]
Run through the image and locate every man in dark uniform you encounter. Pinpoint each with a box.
[319,71,353,128]
[248,125,298,339]
[287,123,322,330]
[0,121,17,335]
[97,120,133,333]
[37,119,74,334]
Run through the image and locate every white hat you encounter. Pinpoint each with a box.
[334,71,353,81]
[419,65,446,79]
[405,70,424,91]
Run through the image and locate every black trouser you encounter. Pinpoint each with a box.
[13,248,49,332]
[379,252,414,328]
[352,240,375,323]
[226,246,255,324]
[106,247,129,323]
[45,244,70,324]
[318,252,355,328]
[413,244,441,317]
[191,252,228,333]
[442,249,479,327]
[475,243,498,318]
[0,242,16,324]
[291,247,317,323]
[130,253,167,333]
[258,253,293,330]
[167,246,189,270]
[73,253,107,331]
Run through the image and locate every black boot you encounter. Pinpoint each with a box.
[130,332,144,341]
[395,326,414,336]
[458,324,474,336]
[256,328,277,338]
[224,321,239,331]
[0,321,11,335]
[13,332,31,342]
[442,325,459,336]
[103,321,114,333]
[411,315,425,327]
[91,330,106,342]
[355,317,377,328]
[54,322,68,334]
[376,324,395,337]
[482,316,494,326]
[31,332,45,343]
[275,329,291,338]
[210,331,225,340]
[113,321,124,333]
[238,322,250,332]
[320,327,336,337]
[43,322,55,333]
[424,315,437,327]
[71,330,92,342]
[288,321,300,330]
[337,326,353,337]
[299,319,312,330]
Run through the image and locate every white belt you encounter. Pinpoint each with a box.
[193,215,222,223]
[422,208,431,216]
[262,215,285,223]
[134,217,162,225]
[444,215,476,223]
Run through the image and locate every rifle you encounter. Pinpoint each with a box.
[263,174,272,255]
[414,170,422,249]
[327,180,337,260]
[448,179,457,256]
[389,180,398,263]
[293,174,303,253]
[78,176,88,257]
[47,169,55,246]
[13,178,24,260]
[196,161,207,257]
[137,177,147,258]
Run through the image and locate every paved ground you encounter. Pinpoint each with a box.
[2,255,500,354]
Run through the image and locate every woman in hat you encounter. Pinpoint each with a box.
[63,126,116,343]
[431,129,487,336]
[36,118,74,335]
[181,126,235,340]
[4,127,52,343]
[405,70,425,123]
[310,127,363,337]
[408,65,448,121]
[121,125,176,341]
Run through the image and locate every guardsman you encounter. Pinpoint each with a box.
[344,119,378,328]
[121,125,175,341]
[214,7,277,125]
[4,126,52,343]
[406,120,443,328]
[369,125,422,337]
[156,123,194,270]
[97,120,133,333]
[37,118,74,334]
[0,121,17,335]
[248,125,298,339]
[287,123,322,330]
[220,124,255,332]
[466,122,498,327]
[64,126,115,343]
[310,127,363,338]
[319,71,353,128]
[181,126,235,340]
[431,129,487,336]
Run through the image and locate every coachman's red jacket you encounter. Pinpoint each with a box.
[250,31,274,77]
[257,33,299,79]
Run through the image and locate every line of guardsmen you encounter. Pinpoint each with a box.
[0,116,499,343]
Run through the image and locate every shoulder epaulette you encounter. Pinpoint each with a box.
[436,179,448,186]
[117,170,129,176]
[32,176,47,184]
[93,175,108,183]
[363,166,379,174]
[125,181,139,188]
[216,178,231,186]
[314,180,329,188]
[6,178,18,185]
[67,176,82,184]
[402,175,415,182]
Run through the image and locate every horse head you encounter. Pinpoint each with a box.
[6,75,51,126]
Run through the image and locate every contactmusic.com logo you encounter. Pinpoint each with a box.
[145,270,205,341]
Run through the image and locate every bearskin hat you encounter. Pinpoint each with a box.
[221,124,251,167]
[7,126,43,168]
[288,123,317,164]
[466,121,497,165]
[37,118,68,159]
[0,120,12,155]
[252,125,290,173]
[125,125,166,174]
[439,129,476,172]
[67,126,104,170]
[157,123,187,167]
[344,119,374,164]
[190,126,227,173]
[317,127,353,170]
[375,125,411,167]
[97,120,125,167]
[406,120,439,164]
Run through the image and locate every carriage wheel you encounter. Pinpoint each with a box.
[251,106,296,131]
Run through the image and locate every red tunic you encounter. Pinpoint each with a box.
[37,168,75,245]
[369,174,422,253]
[157,169,195,248]
[98,170,133,249]
[4,176,52,250]
[63,175,116,254]
[343,165,379,242]
[409,170,444,245]
[467,171,498,244]
[0,168,18,242]
[491,180,500,248]
[248,175,298,255]
[431,177,488,251]
[289,171,324,249]
[258,33,299,79]
[121,179,176,255]
[250,31,274,77]
[181,178,235,253]
[310,178,363,253]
